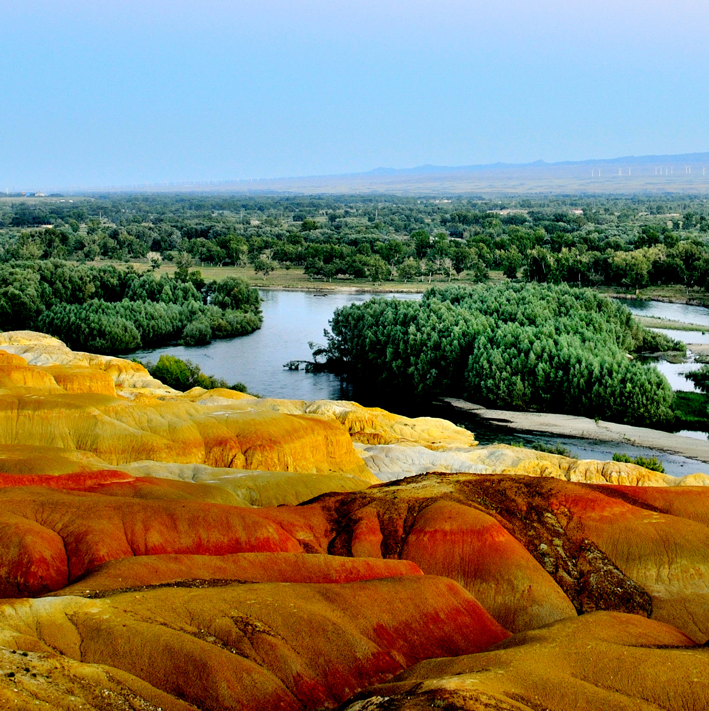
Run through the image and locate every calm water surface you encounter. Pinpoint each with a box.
[623,301,709,393]
[624,299,709,327]
[131,290,422,400]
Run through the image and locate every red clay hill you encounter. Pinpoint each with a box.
[0,332,707,709]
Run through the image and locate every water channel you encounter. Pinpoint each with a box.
[130,290,709,477]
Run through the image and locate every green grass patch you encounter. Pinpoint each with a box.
[672,391,709,430]
[636,316,708,332]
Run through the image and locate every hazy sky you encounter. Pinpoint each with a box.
[2,0,708,189]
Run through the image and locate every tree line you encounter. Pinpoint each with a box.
[0,261,262,353]
[2,194,709,289]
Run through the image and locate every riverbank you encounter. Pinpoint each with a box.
[636,316,708,332]
[441,397,709,464]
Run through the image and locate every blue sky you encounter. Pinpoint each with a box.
[1,0,708,189]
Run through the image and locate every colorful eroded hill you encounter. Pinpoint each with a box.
[0,331,707,710]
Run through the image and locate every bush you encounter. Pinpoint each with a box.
[612,452,665,473]
[530,441,573,458]
[142,354,250,393]
[210,276,261,312]
[182,318,212,346]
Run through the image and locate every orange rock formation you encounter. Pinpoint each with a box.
[344,611,709,710]
[0,577,507,711]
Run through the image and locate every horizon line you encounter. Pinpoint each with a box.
[7,149,709,194]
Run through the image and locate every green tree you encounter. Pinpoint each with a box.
[410,229,432,260]
[367,255,390,282]
[397,258,420,282]
[253,256,276,279]
[174,252,192,282]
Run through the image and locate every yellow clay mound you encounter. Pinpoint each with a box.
[0,331,172,393]
[0,386,374,477]
[42,364,117,396]
[0,444,109,475]
[302,399,478,448]
[346,611,708,711]
[123,461,374,506]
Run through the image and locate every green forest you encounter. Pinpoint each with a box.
[0,261,261,353]
[1,193,709,291]
[315,282,679,426]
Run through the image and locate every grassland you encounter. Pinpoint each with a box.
[137,263,461,292]
[635,317,709,332]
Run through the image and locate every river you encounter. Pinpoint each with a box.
[623,299,709,393]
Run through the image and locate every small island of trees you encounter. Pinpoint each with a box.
[314,282,679,426]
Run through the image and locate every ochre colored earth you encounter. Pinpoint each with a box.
[342,611,709,711]
[0,332,707,710]
[0,576,507,711]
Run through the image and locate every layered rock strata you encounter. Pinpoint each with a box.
[0,331,707,710]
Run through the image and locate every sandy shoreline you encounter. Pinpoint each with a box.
[442,397,709,464]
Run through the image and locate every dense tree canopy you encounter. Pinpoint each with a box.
[0,261,262,353]
[317,283,677,426]
[2,193,709,288]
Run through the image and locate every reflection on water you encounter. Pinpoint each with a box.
[131,290,422,401]
[651,357,702,393]
[654,328,709,344]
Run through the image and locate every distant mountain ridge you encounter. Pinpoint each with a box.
[363,152,709,176]
[61,150,709,195]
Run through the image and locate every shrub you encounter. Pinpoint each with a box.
[182,318,212,346]
[612,452,665,473]
[142,354,250,393]
[530,441,573,458]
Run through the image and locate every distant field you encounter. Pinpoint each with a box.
[117,164,709,196]
[150,264,452,292]
[106,260,709,302]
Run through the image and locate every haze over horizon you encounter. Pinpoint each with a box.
[2,0,708,190]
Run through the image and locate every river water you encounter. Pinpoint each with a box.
[131,290,422,401]
[622,300,709,393]
[624,298,709,327]
[130,290,709,475]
